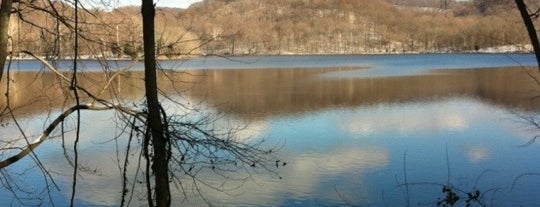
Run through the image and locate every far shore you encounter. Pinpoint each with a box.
[4,49,535,62]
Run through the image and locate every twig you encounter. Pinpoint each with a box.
[403,150,410,207]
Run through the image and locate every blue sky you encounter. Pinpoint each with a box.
[115,0,202,8]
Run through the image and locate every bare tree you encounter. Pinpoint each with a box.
[0,0,13,81]
[0,1,277,207]
[515,0,540,69]
[141,0,170,205]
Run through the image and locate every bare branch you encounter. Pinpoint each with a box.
[0,103,115,169]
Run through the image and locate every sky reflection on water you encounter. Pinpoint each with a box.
[2,55,540,206]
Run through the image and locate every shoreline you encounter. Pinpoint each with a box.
[5,50,535,62]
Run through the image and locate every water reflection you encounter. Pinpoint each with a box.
[464,145,491,163]
[2,66,540,206]
[338,100,499,136]
[3,109,272,206]
[172,146,389,206]
[182,67,540,118]
[3,67,539,118]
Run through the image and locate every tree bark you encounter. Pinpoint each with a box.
[515,0,540,70]
[0,0,13,82]
[141,1,171,206]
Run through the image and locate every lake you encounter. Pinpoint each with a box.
[2,54,540,206]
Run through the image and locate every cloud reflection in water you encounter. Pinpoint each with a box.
[339,99,505,137]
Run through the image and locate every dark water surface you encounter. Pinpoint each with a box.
[2,54,540,206]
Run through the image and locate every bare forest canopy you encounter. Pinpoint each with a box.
[7,0,537,58]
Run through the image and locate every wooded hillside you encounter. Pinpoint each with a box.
[8,0,534,58]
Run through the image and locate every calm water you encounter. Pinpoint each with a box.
[2,54,540,206]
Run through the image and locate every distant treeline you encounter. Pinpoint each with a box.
[8,0,533,58]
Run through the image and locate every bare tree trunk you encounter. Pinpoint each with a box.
[0,0,13,82]
[141,1,171,206]
[515,0,540,70]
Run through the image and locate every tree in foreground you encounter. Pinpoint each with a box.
[0,0,278,206]
[515,0,540,69]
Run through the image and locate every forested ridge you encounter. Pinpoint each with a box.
[8,0,534,58]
